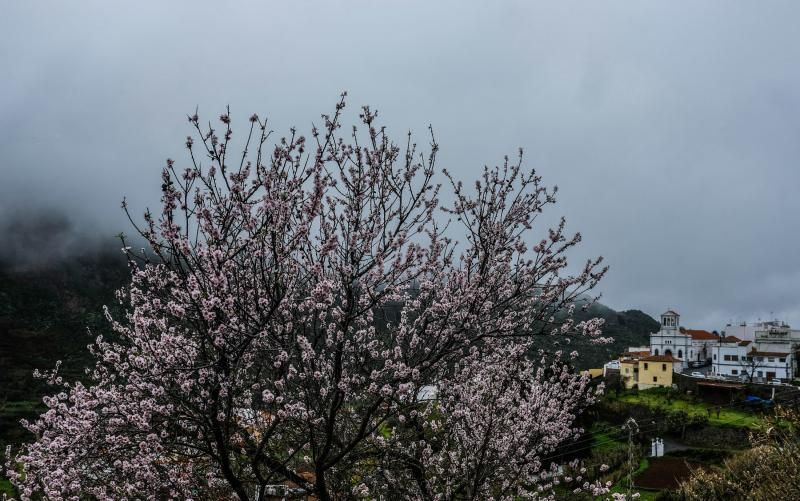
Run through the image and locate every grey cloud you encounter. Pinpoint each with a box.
[2,0,800,330]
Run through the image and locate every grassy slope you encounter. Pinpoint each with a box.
[610,389,763,429]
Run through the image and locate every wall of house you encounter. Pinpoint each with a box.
[712,345,795,381]
[754,329,800,353]
[638,360,673,389]
[650,333,691,370]
[749,354,793,381]
[620,361,638,389]
[691,340,713,363]
[711,344,747,377]
[721,323,756,341]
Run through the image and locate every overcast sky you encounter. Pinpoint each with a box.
[2,1,800,331]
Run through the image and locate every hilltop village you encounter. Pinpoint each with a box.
[604,310,800,389]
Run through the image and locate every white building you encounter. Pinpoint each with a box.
[712,340,794,382]
[417,385,438,402]
[722,319,800,343]
[649,310,717,371]
[721,322,759,342]
[753,321,800,354]
[711,338,752,379]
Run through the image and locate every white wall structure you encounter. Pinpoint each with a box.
[721,322,758,342]
[649,438,665,457]
[711,340,752,379]
[603,359,620,377]
[649,310,716,371]
[712,341,795,382]
[416,385,438,402]
[650,311,690,370]
[754,321,800,354]
[722,319,800,343]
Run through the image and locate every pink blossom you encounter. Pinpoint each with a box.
[8,97,608,500]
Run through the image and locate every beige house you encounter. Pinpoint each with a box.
[619,351,676,390]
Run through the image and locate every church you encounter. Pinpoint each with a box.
[649,310,717,371]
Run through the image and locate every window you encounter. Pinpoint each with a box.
[713,354,717,360]
[653,376,657,382]
[662,364,667,371]
[644,363,649,370]
[625,368,629,374]
[731,355,739,361]
[678,350,683,358]
[780,358,786,363]
[654,349,659,356]
[758,371,763,377]
[757,357,764,362]
[768,357,775,362]
[724,355,731,361]
[732,369,738,375]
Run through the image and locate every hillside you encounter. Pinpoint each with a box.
[574,303,660,369]
[0,254,657,449]
[0,251,129,448]
[527,301,659,370]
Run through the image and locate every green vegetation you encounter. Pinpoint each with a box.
[0,252,128,449]
[675,406,800,500]
[0,477,15,498]
[605,458,659,501]
[589,387,773,499]
[534,303,660,370]
[609,388,763,429]
[590,424,626,452]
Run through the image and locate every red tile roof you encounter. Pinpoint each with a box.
[721,335,741,343]
[684,329,718,341]
[749,350,790,357]
[642,355,677,362]
[738,340,752,347]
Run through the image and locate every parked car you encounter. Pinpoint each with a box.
[767,379,783,386]
[690,372,705,378]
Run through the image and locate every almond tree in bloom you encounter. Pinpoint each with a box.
[7,95,610,500]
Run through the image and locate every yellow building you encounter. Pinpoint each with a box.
[619,351,648,389]
[618,352,675,390]
[638,355,675,390]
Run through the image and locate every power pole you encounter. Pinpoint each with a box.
[622,417,639,499]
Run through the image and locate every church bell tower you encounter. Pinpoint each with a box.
[661,310,679,333]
